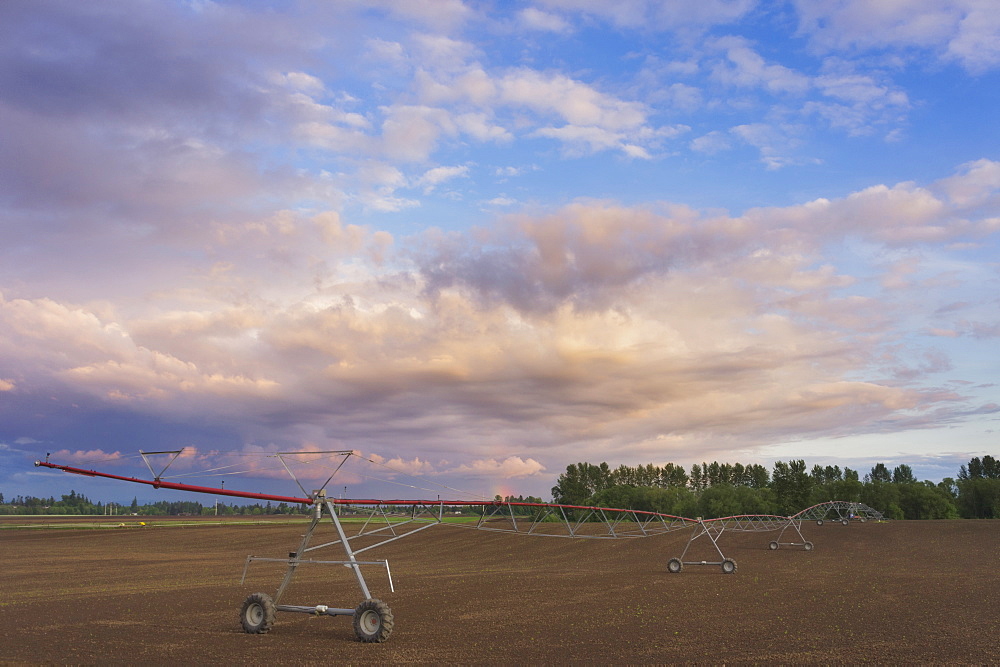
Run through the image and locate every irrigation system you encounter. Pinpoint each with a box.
[35,450,886,643]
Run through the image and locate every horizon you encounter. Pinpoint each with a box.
[5,450,978,507]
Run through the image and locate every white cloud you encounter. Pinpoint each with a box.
[710,37,812,95]
[934,158,1000,209]
[946,1,1000,73]
[367,0,472,32]
[416,165,470,193]
[412,34,478,71]
[518,8,572,33]
[450,456,547,478]
[499,69,648,131]
[690,131,732,154]
[793,0,1000,73]
[729,123,804,169]
[537,0,756,30]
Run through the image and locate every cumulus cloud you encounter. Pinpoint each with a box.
[449,456,547,478]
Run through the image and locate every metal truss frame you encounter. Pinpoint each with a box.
[236,453,397,642]
[793,500,886,525]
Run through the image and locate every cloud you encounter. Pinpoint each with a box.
[47,449,125,466]
[536,0,756,30]
[449,456,547,478]
[416,165,471,193]
[366,0,472,32]
[793,0,1000,74]
[1,3,998,492]
[3,163,997,473]
[690,131,732,154]
[518,8,572,33]
[934,158,1000,209]
[710,36,812,95]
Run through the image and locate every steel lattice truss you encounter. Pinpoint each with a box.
[793,500,887,524]
[35,452,888,643]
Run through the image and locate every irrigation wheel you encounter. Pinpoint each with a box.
[841,518,850,526]
[721,559,738,574]
[240,592,276,634]
[353,598,394,643]
[816,519,824,526]
[804,541,814,551]
[768,541,779,550]
[667,557,683,573]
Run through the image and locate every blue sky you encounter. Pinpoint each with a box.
[2,0,998,503]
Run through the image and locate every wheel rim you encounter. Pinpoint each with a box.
[359,609,381,634]
[722,561,735,573]
[246,603,263,626]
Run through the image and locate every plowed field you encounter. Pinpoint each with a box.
[2,517,997,663]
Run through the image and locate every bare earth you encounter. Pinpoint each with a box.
[2,517,998,664]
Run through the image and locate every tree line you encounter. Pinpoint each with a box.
[0,490,312,517]
[550,456,1000,520]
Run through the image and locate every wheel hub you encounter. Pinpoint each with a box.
[360,610,381,633]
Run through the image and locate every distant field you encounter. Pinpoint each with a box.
[0,515,310,529]
[1,519,998,663]
[0,513,482,530]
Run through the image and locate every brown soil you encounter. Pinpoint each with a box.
[2,517,997,664]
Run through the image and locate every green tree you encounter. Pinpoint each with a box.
[896,482,958,519]
[892,464,916,484]
[771,460,812,514]
[551,462,612,506]
[868,463,891,483]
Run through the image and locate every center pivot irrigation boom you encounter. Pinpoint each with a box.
[34,451,885,643]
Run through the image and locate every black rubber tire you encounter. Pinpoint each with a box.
[721,559,737,574]
[353,599,394,643]
[816,519,824,526]
[768,541,779,550]
[841,518,850,526]
[804,541,814,551]
[667,557,683,573]
[240,592,276,634]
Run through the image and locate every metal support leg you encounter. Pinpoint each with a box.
[770,518,814,551]
[668,519,738,573]
[274,501,323,604]
[324,499,372,600]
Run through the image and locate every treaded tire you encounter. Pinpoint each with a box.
[841,518,850,526]
[816,519,824,526]
[721,559,737,574]
[768,541,779,550]
[804,541,814,551]
[667,557,683,573]
[353,598,394,643]
[240,592,276,634]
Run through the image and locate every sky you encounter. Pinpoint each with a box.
[2,0,999,504]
